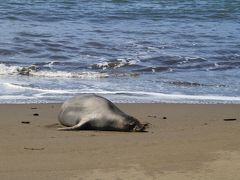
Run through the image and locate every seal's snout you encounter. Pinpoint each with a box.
[133,123,149,132]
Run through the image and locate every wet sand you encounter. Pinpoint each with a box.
[0,103,240,180]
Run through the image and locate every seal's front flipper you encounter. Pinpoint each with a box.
[57,121,87,131]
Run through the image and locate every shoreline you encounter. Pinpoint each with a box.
[1,103,240,179]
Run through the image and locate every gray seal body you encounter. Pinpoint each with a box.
[58,94,148,132]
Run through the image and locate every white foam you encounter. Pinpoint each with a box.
[1,86,240,103]
[29,70,109,79]
[4,83,240,102]
[3,83,79,94]
[130,91,240,102]
[43,61,57,68]
[0,63,110,79]
[95,58,138,70]
[39,90,240,102]
[0,63,18,75]
[82,91,240,103]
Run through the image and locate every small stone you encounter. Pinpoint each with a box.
[224,118,237,121]
[21,121,30,124]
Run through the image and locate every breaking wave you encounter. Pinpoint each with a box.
[0,63,109,79]
[0,63,140,79]
[29,70,110,79]
[0,63,19,75]
[91,58,138,70]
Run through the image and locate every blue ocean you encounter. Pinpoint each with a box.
[0,1,240,103]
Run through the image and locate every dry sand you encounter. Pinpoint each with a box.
[0,103,240,180]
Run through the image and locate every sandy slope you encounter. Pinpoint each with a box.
[0,103,240,180]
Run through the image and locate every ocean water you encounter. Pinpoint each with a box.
[0,0,240,104]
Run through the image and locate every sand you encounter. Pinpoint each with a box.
[0,103,240,180]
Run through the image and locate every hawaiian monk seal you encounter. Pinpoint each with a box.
[58,94,148,132]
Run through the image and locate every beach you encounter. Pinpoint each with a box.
[0,103,240,180]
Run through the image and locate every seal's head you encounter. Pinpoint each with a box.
[126,116,149,132]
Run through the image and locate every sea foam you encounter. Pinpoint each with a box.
[0,63,109,79]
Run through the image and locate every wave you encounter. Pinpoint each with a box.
[3,83,79,94]
[0,63,140,79]
[0,63,109,79]
[95,91,240,102]
[29,70,110,79]
[91,58,138,70]
[3,83,240,103]
[0,63,19,75]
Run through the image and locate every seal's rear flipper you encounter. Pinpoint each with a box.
[57,121,87,131]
